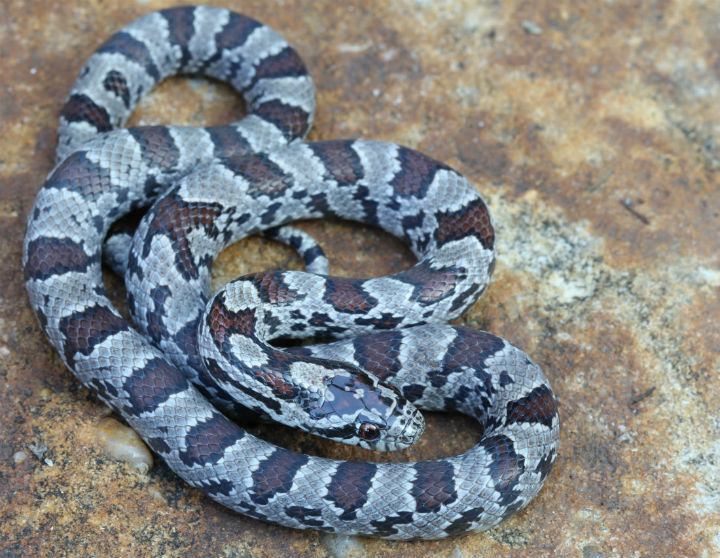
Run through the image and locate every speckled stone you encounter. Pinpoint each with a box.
[2,1,719,557]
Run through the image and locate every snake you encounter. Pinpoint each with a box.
[22,6,559,539]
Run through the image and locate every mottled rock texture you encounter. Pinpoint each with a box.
[2,1,719,556]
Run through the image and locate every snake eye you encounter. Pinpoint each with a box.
[358,422,381,441]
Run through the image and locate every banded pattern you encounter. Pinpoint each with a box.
[23,5,559,539]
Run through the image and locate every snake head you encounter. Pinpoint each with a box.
[304,366,425,451]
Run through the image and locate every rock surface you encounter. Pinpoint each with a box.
[1,1,719,556]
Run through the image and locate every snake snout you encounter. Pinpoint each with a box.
[362,401,425,452]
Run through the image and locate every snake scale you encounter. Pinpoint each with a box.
[23,6,559,539]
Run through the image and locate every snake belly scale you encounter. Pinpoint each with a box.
[22,6,559,539]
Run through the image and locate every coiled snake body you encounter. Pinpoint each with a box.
[23,6,559,539]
